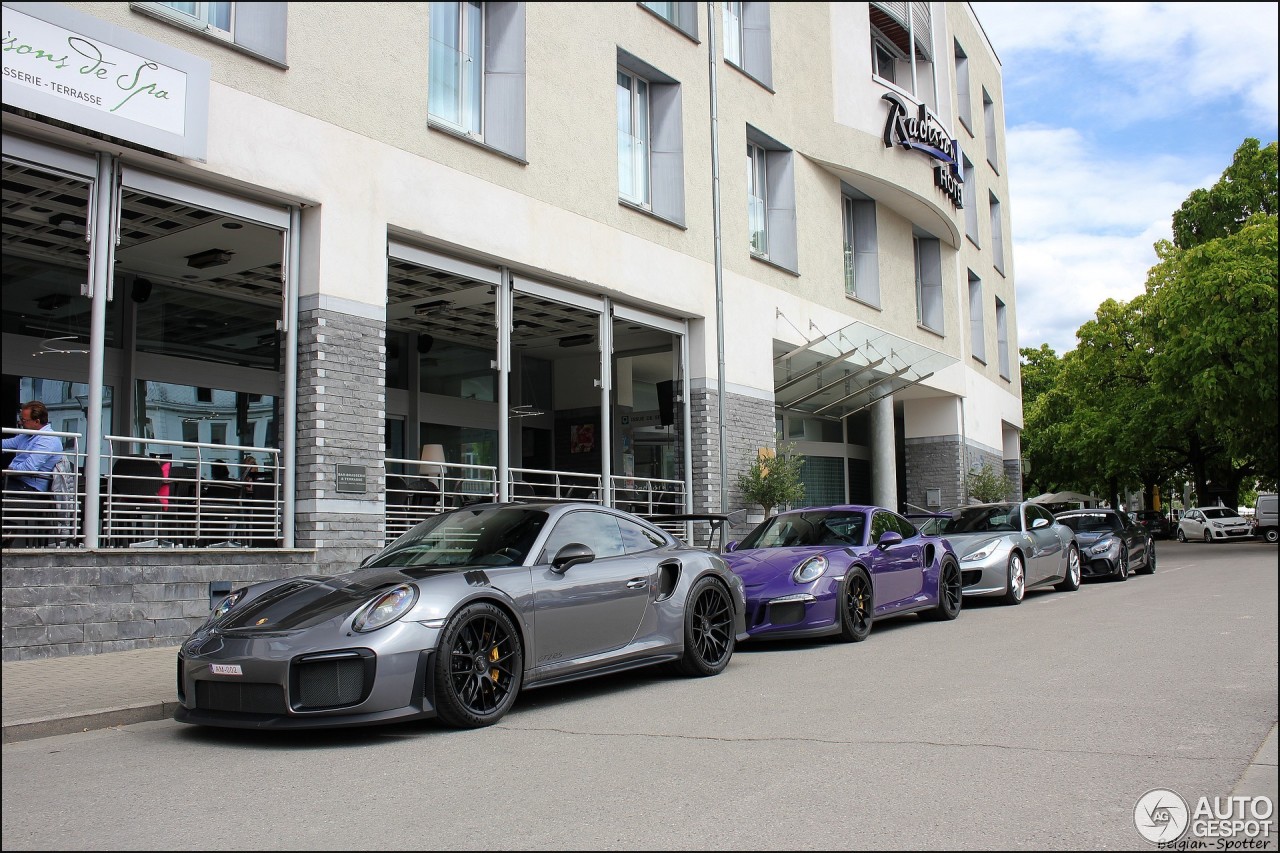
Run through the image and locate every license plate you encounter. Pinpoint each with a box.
[209,663,243,676]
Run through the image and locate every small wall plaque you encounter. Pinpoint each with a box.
[335,464,366,494]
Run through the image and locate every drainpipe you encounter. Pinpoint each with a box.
[283,207,300,547]
[707,2,728,512]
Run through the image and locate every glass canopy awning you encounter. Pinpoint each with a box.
[774,320,957,419]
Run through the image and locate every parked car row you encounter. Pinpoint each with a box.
[173,494,1177,735]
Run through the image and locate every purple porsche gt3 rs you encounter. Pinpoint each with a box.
[722,505,962,642]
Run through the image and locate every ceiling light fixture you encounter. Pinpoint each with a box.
[185,248,235,270]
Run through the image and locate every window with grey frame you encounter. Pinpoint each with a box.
[746,127,797,271]
[995,297,1010,380]
[868,2,936,108]
[429,1,526,159]
[132,2,287,64]
[723,2,772,87]
[983,87,998,172]
[953,39,971,133]
[842,192,880,306]
[989,191,1005,275]
[962,154,979,245]
[914,233,943,333]
[617,69,651,207]
[617,51,686,225]
[968,272,986,364]
[641,2,697,38]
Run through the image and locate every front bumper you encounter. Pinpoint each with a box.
[958,553,1013,597]
[175,622,442,730]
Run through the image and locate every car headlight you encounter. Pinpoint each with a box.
[962,539,1000,562]
[792,555,828,584]
[1088,539,1117,556]
[352,584,419,633]
[207,587,248,624]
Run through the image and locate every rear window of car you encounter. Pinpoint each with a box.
[1058,513,1121,533]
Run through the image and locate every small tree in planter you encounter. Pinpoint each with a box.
[968,461,1011,503]
[736,443,806,518]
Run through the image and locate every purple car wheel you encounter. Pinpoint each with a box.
[674,576,735,677]
[839,567,873,642]
[435,602,524,728]
[920,557,962,621]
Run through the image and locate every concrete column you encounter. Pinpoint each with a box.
[870,396,896,510]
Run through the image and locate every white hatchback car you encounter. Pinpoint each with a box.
[1176,506,1253,543]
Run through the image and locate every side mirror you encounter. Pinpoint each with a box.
[551,542,595,573]
[877,530,903,550]
[1031,517,1050,529]
[725,541,738,553]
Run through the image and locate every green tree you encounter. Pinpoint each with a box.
[1172,139,1278,249]
[736,443,805,517]
[967,461,1010,503]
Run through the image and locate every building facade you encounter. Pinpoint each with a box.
[1,1,1021,660]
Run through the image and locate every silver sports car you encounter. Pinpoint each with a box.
[926,501,1082,604]
[175,502,748,731]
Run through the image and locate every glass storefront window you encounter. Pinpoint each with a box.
[420,338,496,401]
[137,380,275,464]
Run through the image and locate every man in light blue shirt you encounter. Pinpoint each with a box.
[4,400,63,492]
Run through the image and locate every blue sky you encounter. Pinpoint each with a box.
[970,2,1279,355]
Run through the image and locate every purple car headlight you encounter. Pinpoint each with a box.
[792,555,828,584]
[353,584,419,633]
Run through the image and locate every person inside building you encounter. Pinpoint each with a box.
[3,400,62,493]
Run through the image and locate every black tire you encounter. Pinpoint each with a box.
[1136,540,1156,575]
[1055,544,1082,591]
[1203,529,1212,544]
[434,602,523,728]
[920,557,962,621]
[1176,527,1186,543]
[838,567,873,642]
[1266,528,1279,544]
[673,576,735,677]
[1114,549,1129,581]
[1000,552,1026,606]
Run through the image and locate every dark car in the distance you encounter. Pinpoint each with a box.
[1131,510,1171,540]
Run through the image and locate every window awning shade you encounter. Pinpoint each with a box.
[774,320,956,419]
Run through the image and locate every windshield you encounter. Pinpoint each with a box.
[738,510,867,549]
[941,505,1022,534]
[1057,513,1121,534]
[1202,508,1242,520]
[370,506,549,568]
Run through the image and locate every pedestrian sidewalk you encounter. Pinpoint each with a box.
[2,645,179,743]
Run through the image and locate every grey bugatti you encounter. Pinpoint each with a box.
[175,502,748,731]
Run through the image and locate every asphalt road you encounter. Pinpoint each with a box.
[2,539,1276,851]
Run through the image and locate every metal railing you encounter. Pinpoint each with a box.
[99,437,283,548]
[1,428,83,548]
[384,457,498,544]
[509,467,603,504]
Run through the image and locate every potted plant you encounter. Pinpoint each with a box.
[736,443,806,518]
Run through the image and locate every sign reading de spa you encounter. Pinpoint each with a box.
[1,2,209,160]
[881,93,963,210]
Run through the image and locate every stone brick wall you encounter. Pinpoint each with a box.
[2,549,316,661]
[690,386,775,539]
[904,435,965,511]
[295,303,387,569]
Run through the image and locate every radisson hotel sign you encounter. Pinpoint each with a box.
[881,93,963,210]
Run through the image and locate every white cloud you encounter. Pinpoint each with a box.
[974,2,1279,126]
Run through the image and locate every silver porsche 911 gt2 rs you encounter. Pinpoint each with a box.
[175,502,747,731]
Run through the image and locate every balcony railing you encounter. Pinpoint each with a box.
[2,430,283,549]
[384,457,498,544]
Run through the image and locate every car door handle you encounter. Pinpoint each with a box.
[626,578,648,589]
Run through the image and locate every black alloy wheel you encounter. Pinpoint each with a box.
[435,602,523,728]
[674,576,735,677]
[921,557,962,621]
[839,567,873,642]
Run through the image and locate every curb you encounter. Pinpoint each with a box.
[2,700,178,745]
